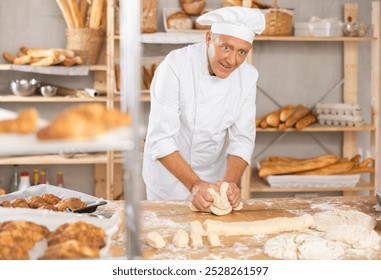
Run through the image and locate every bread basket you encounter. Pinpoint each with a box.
[180,0,206,15]
[261,0,293,36]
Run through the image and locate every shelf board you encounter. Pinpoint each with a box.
[250,177,374,193]
[255,36,375,42]
[0,153,108,165]
[0,95,108,103]
[140,32,375,44]
[0,64,106,74]
[256,124,376,132]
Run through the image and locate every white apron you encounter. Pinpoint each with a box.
[142,42,257,200]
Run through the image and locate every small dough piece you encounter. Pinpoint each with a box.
[146,231,166,249]
[312,209,377,232]
[190,220,206,236]
[190,232,203,248]
[204,214,314,236]
[324,225,381,249]
[172,229,189,248]
[207,232,221,247]
[264,233,345,260]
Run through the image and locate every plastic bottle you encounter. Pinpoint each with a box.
[10,165,20,193]
[18,171,31,191]
[56,171,64,187]
[33,168,39,185]
[39,170,46,184]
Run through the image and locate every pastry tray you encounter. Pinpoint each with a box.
[0,184,108,214]
[265,174,361,188]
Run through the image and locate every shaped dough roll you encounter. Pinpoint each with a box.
[172,229,189,248]
[146,231,166,249]
[203,214,314,236]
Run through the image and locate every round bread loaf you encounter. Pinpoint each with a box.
[167,11,193,30]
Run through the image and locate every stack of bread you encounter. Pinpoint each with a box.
[256,104,317,130]
[259,154,374,177]
[3,47,83,67]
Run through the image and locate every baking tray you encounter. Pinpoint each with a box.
[265,174,361,188]
[0,184,108,213]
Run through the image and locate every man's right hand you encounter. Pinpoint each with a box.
[190,180,218,211]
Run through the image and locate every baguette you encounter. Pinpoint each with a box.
[295,161,355,175]
[341,166,375,175]
[259,118,268,129]
[295,113,317,129]
[278,123,288,130]
[266,110,281,127]
[30,55,65,67]
[350,154,361,166]
[27,48,60,58]
[259,154,339,177]
[279,106,295,122]
[13,55,33,65]
[19,46,29,55]
[143,66,152,89]
[285,105,310,128]
[67,0,84,28]
[79,0,88,23]
[358,157,374,167]
[256,115,266,127]
[3,51,15,63]
[115,64,121,92]
[60,57,77,67]
[56,0,75,29]
[89,0,104,29]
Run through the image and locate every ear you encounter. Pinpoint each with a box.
[205,31,212,47]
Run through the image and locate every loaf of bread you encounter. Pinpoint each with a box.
[295,161,355,175]
[295,113,317,129]
[279,106,295,122]
[285,105,310,127]
[259,154,339,177]
[167,11,193,30]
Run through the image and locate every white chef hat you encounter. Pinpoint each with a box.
[196,6,266,43]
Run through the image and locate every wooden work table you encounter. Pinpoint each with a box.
[109,196,381,260]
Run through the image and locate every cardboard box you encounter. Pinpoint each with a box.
[294,21,342,37]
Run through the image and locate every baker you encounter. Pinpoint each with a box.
[142,6,265,210]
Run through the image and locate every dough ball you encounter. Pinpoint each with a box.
[324,225,381,249]
[312,209,377,231]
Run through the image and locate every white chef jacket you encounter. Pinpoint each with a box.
[142,42,257,200]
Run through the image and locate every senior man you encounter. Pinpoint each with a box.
[142,7,265,210]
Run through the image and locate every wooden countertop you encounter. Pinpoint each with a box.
[109,196,381,260]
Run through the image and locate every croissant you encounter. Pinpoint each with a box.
[41,193,61,205]
[10,198,30,208]
[37,103,131,140]
[55,197,87,211]
[25,196,46,208]
[0,201,13,208]
[0,108,39,134]
[0,244,29,260]
[39,240,99,260]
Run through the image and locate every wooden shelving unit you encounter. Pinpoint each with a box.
[240,2,380,199]
[0,0,119,199]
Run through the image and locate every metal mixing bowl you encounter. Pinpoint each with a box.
[40,85,57,97]
[9,79,39,96]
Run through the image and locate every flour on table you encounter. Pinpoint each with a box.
[324,225,381,249]
[264,233,345,260]
[312,209,377,231]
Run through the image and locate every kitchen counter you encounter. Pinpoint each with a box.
[109,196,381,260]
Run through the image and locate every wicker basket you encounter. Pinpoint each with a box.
[142,0,158,33]
[261,0,293,36]
[66,28,105,65]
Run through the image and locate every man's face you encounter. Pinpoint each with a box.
[206,31,252,79]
